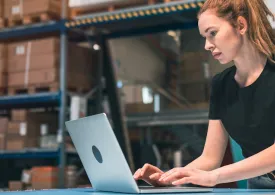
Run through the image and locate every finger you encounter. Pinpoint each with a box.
[172,177,192,186]
[162,171,182,183]
[149,172,162,180]
[141,164,150,176]
[134,168,141,176]
[160,169,176,180]
[134,169,142,179]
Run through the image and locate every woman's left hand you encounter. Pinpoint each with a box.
[158,167,219,187]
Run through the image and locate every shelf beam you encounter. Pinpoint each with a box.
[0,92,60,109]
[106,21,198,39]
[127,110,209,127]
[0,20,65,40]
[0,149,77,159]
[67,0,204,28]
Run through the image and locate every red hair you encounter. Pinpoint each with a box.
[198,0,275,62]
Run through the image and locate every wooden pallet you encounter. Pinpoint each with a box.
[8,83,89,95]
[70,0,179,17]
[7,12,60,27]
[0,88,6,96]
[8,83,59,95]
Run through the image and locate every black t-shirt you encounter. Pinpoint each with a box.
[209,58,275,158]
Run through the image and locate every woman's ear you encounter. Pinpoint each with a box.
[237,16,248,35]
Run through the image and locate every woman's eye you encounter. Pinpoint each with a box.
[210,31,217,37]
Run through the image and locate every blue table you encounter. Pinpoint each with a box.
[1,188,275,195]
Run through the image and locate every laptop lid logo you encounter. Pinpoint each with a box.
[92,145,103,163]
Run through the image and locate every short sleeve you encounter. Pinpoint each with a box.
[208,74,221,120]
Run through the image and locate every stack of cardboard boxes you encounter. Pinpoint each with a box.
[7,37,94,94]
[0,1,5,28]
[8,165,78,191]
[122,84,154,114]
[0,44,7,92]
[0,117,8,150]
[31,166,59,190]
[6,110,58,150]
[3,0,61,18]
[3,0,61,26]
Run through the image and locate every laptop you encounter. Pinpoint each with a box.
[65,113,213,194]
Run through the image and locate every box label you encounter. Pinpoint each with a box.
[11,6,21,15]
[16,46,25,55]
[40,124,48,136]
[19,122,27,136]
[21,171,31,184]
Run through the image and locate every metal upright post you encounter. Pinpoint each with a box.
[58,0,67,188]
[101,37,135,172]
[95,35,104,113]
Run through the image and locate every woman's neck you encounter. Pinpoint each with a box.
[233,41,267,87]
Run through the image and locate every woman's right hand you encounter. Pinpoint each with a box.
[133,163,171,186]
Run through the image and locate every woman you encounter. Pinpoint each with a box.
[134,0,275,189]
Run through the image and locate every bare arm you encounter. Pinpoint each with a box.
[185,120,229,171]
[213,143,275,184]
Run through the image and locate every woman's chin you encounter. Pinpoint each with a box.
[218,58,231,65]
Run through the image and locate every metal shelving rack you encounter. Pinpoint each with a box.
[64,0,244,188]
[0,0,240,189]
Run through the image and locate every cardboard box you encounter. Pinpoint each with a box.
[8,121,40,136]
[123,85,143,104]
[9,181,23,191]
[0,72,7,88]
[31,166,58,190]
[0,117,8,134]
[4,0,61,18]
[11,110,58,136]
[0,0,3,17]
[6,135,38,150]
[0,134,6,150]
[8,38,60,58]
[11,109,26,121]
[4,0,24,18]
[0,59,8,73]
[11,109,58,122]
[8,68,92,89]
[7,53,59,73]
[23,0,61,15]
[8,40,92,73]
[0,44,7,60]
[7,38,94,89]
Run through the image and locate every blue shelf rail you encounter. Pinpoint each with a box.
[0,20,65,40]
[66,0,204,39]
[0,92,61,109]
[66,0,204,28]
[0,148,77,159]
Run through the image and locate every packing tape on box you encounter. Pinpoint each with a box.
[24,42,32,87]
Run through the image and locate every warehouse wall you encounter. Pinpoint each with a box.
[108,37,166,85]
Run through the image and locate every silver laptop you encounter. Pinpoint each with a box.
[65,113,213,194]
